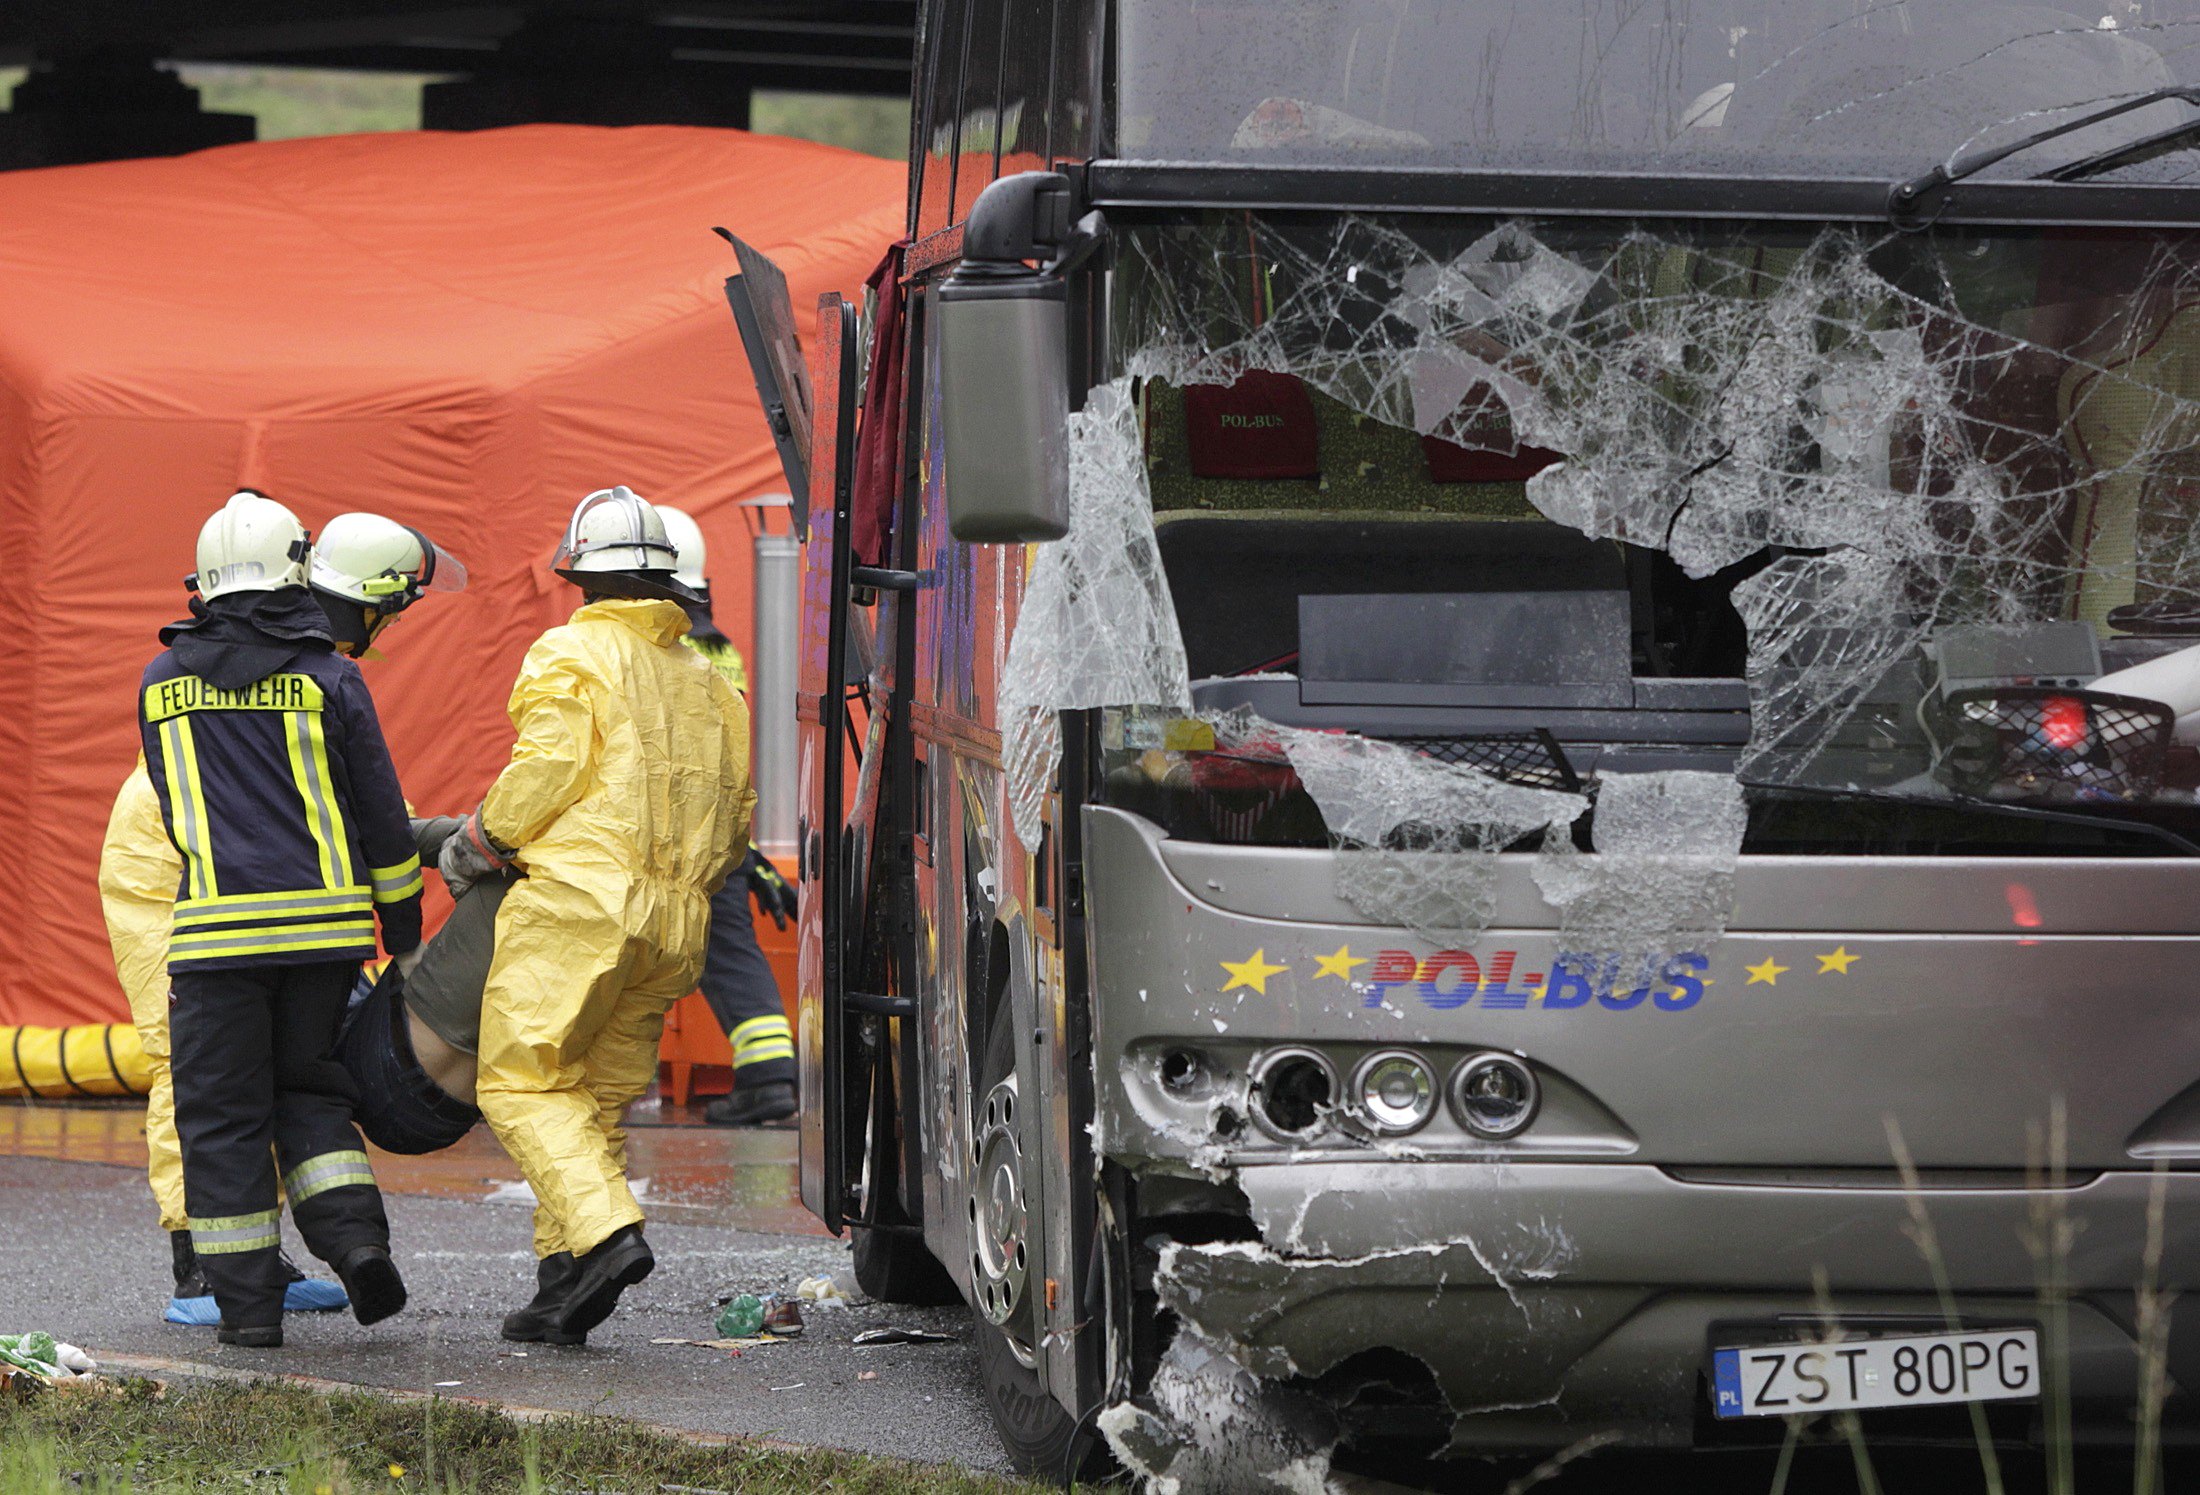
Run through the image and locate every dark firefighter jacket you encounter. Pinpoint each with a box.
[137,592,423,972]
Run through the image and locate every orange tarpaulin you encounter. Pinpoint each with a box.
[0,124,903,1027]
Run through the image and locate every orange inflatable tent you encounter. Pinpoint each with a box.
[0,124,904,1027]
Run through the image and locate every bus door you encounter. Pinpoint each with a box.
[723,234,872,1229]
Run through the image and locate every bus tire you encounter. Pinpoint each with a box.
[970,999,1107,1480]
[851,1223,958,1306]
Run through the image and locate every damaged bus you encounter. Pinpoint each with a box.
[729,0,2200,1481]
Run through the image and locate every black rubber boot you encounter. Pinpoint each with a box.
[703,1080,797,1128]
[501,1251,585,1345]
[552,1225,654,1340]
[336,1245,407,1326]
[217,1323,283,1348]
[170,1230,208,1298]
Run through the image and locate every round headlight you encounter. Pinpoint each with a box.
[1351,1050,1437,1136]
[1450,1053,1540,1139]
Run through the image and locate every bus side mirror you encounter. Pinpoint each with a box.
[937,172,1099,544]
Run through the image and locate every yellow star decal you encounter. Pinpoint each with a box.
[1816,946,1860,975]
[1310,945,1367,981]
[1743,957,1788,987]
[1221,949,1288,995]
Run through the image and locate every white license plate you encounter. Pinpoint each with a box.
[1713,1328,2039,1419]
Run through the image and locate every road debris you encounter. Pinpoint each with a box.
[0,1334,96,1383]
[713,1294,765,1337]
[851,1327,956,1347]
[795,1274,849,1308]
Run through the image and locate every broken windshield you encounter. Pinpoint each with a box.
[1115,0,2200,182]
[995,213,2200,891]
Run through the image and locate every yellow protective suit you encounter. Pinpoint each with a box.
[97,760,187,1233]
[474,597,753,1259]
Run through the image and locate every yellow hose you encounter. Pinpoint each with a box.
[0,1025,151,1098]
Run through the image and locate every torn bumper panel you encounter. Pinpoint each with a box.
[1163,1161,2200,1451]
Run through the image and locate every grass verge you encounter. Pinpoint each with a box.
[0,1378,1038,1494]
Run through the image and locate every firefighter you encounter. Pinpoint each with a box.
[104,512,466,1324]
[137,493,426,1347]
[441,487,752,1344]
[656,506,797,1127]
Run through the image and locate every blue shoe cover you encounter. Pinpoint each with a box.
[284,1278,350,1313]
[167,1280,348,1322]
[165,1294,221,1326]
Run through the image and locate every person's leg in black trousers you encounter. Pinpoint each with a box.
[268,962,392,1267]
[698,855,795,1126]
[172,960,402,1340]
[170,967,287,1333]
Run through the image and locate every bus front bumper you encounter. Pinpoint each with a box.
[1140,1159,2200,1452]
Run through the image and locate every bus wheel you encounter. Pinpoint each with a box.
[970,1000,1105,1479]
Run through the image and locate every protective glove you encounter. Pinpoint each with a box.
[437,807,513,901]
[411,815,467,864]
[745,853,798,930]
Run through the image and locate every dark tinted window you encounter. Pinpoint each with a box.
[998,0,1056,173]
[914,0,969,238]
[952,0,1010,222]
[1054,0,1104,161]
[1115,0,2200,179]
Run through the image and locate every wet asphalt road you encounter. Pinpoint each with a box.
[4,1112,2182,1493]
[0,1148,1005,1472]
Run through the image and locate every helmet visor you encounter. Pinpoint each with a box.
[410,530,468,593]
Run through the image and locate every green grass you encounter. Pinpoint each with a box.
[0,1379,1037,1494]
[750,92,910,160]
[0,67,910,160]
[176,66,438,140]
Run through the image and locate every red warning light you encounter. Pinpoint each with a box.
[2039,696,2088,751]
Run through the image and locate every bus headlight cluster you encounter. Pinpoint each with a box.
[1450,1052,1539,1139]
[1242,1046,1542,1141]
[1351,1050,1438,1136]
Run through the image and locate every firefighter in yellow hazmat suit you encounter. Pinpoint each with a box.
[98,766,188,1233]
[98,512,466,1324]
[440,487,752,1345]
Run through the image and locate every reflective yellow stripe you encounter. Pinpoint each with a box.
[161,717,218,902]
[730,1015,794,1067]
[171,917,374,945]
[730,1015,792,1044]
[286,710,354,891]
[369,856,423,904]
[143,672,324,722]
[190,1208,281,1255]
[174,888,372,926]
[283,1150,375,1202]
[168,920,377,962]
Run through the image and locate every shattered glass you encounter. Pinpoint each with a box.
[1118,214,2200,797]
[1278,725,1582,942]
[1097,1330,1342,1495]
[999,380,1191,845]
[1533,772,1747,958]
[1012,212,2200,949]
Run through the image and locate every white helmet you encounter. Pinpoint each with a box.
[552,486,678,576]
[310,512,467,612]
[655,505,710,593]
[196,491,310,600]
